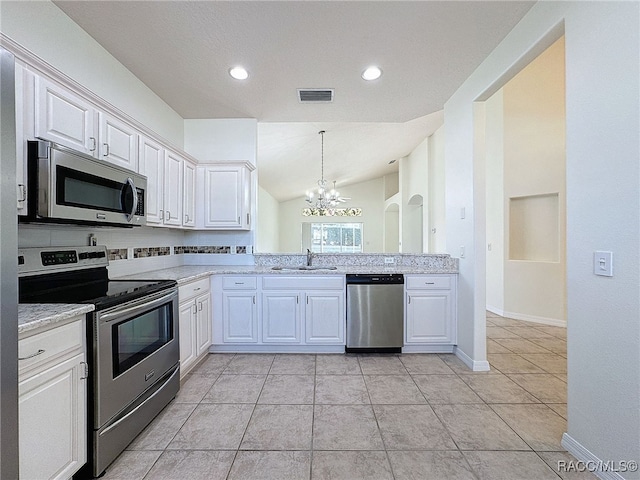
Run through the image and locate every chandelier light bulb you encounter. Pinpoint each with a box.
[305,130,351,209]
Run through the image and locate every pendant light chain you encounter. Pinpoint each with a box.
[305,129,350,209]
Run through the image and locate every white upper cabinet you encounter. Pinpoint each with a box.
[34,75,97,155]
[138,135,165,226]
[182,160,196,227]
[98,112,138,171]
[197,162,254,230]
[163,150,183,227]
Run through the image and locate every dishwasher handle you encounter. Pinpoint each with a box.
[346,274,404,285]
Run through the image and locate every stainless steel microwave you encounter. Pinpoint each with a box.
[20,140,146,227]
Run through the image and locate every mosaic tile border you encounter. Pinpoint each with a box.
[173,245,251,254]
[107,248,128,261]
[133,247,171,258]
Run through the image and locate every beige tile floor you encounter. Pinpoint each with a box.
[100,314,596,480]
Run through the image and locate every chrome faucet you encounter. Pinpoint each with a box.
[306,248,315,266]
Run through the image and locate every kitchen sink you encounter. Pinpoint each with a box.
[271,266,338,271]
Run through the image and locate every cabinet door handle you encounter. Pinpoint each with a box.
[192,305,197,315]
[194,287,201,292]
[198,302,203,312]
[237,216,241,225]
[166,210,171,220]
[252,296,256,304]
[160,209,164,220]
[80,361,89,380]
[246,213,250,225]
[184,214,190,223]
[425,282,435,285]
[89,137,97,152]
[17,184,26,202]
[408,296,411,304]
[19,348,45,361]
[103,143,110,157]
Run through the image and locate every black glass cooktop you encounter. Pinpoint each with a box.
[19,267,176,310]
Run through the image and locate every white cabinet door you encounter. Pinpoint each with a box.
[163,151,183,226]
[405,291,453,344]
[16,62,33,214]
[195,293,212,356]
[34,75,97,155]
[200,164,253,230]
[19,353,86,480]
[305,292,345,344]
[138,135,164,225]
[98,112,138,171]
[262,292,301,343]
[203,166,242,228]
[223,292,258,343]
[179,301,197,374]
[183,160,196,227]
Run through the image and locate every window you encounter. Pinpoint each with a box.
[309,223,363,253]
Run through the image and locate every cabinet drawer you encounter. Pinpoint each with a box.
[19,319,84,374]
[405,275,451,290]
[179,277,210,301]
[222,276,257,290]
[262,275,344,290]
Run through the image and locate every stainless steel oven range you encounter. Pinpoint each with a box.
[18,246,179,478]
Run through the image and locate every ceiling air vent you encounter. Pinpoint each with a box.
[298,89,334,103]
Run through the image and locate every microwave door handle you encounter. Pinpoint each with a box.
[125,177,137,222]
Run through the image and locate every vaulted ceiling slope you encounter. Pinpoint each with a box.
[53,1,534,123]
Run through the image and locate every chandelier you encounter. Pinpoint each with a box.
[305,130,350,208]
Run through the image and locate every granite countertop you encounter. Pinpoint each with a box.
[18,304,94,336]
[116,264,458,284]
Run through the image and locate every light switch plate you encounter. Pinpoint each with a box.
[594,251,613,277]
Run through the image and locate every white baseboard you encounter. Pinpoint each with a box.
[561,433,632,480]
[402,345,455,354]
[486,306,566,327]
[455,347,490,372]
[209,345,345,354]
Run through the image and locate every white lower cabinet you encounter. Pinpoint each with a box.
[18,317,87,480]
[213,275,345,350]
[178,278,212,377]
[405,275,457,348]
[305,292,345,344]
[262,292,301,343]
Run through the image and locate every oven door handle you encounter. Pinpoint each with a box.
[98,364,179,437]
[99,290,176,323]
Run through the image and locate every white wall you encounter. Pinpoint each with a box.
[184,119,257,166]
[401,138,428,252]
[0,1,184,146]
[503,37,566,324]
[485,90,505,313]
[485,37,566,325]
[428,126,447,253]
[445,0,639,469]
[278,177,384,253]
[257,186,279,252]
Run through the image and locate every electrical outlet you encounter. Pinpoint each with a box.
[384,257,395,264]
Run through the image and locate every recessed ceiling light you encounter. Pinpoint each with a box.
[362,66,382,81]
[229,66,249,80]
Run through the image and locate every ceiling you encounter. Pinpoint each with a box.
[53,1,534,200]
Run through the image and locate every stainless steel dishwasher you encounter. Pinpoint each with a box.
[346,274,404,353]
